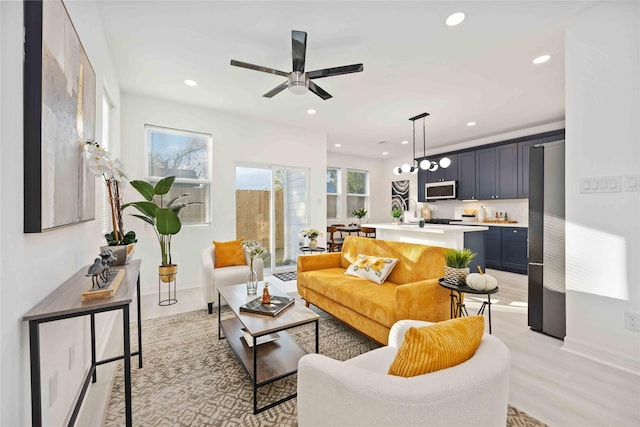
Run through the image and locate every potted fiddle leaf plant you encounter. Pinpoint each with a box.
[123,176,200,283]
[443,248,477,286]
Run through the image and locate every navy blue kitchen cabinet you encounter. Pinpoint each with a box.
[424,154,458,183]
[476,143,518,200]
[518,139,538,198]
[485,226,528,274]
[484,226,502,268]
[501,227,528,273]
[457,151,477,200]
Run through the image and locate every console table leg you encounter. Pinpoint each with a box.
[91,314,97,383]
[137,274,143,368]
[29,320,42,427]
[123,306,132,427]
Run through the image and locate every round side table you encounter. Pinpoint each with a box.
[438,279,499,334]
[299,246,326,255]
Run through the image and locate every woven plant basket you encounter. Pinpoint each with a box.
[444,266,470,286]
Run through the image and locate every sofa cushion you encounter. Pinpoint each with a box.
[340,237,447,284]
[298,268,398,327]
[345,254,399,284]
[387,316,484,377]
[213,239,247,268]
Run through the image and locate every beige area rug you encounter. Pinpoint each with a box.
[104,302,547,426]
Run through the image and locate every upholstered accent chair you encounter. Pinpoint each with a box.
[201,246,264,314]
[297,319,511,427]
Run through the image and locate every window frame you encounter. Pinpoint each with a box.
[326,166,342,219]
[144,124,212,225]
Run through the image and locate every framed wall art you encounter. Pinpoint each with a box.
[24,0,96,232]
[391,180,409,212]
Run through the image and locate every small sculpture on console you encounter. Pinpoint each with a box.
[100,249,118,273]
[86,257,108,289]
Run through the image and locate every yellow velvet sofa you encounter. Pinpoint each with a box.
[297,236,451,345]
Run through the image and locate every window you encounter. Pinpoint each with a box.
[326,167,341,219]
[145,125,211,224]
[346,169,369,216]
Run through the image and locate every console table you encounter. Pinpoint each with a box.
[23,260,143,427]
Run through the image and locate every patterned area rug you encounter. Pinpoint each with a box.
[104,302,547,426]
[273,271,297,281]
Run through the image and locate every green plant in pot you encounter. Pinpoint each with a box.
[443,248,477,285]
[352,208,368,224]
[123,176,200,282]
[391,207,403,224]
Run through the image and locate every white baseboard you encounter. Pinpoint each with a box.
[562,337,640,375]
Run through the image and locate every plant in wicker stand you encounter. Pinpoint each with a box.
[444,248,477,285]
[242,240,266,295]
[84,141,137,265]
[299,227,322,250]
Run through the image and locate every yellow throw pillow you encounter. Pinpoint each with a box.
[213,239,247,268]
[344,254,399,284]
[388,316,485,377]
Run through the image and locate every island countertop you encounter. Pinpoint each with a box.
[366,223,489,233]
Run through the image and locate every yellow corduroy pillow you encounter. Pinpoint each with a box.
[213,239,247,268]
[388,316,485,377]
[344,254,399,284]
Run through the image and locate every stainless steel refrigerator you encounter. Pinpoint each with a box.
[528,141,566,340]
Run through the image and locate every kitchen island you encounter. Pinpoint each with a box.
[366,223,488,271]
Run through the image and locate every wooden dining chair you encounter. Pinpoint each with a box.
[332,224,346,238]
[359,226,376,238]
[327,226,345,252]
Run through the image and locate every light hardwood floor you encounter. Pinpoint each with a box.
[85,273,640,426]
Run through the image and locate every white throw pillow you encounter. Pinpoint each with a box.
[345,254,399,284]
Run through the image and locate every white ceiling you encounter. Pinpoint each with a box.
[96,0,591,159]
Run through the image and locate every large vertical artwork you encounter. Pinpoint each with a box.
[24,0,96,232]
[391,180,409,211]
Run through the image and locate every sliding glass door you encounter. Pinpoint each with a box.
[236,165,307,273]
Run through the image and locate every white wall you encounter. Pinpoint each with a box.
[564,2,640,372]
[120,93,327,294]
[0,1,121,425]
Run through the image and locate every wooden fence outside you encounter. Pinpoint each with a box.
[235,190,284,248]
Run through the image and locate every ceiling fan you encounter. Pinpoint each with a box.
[230,30,364,100]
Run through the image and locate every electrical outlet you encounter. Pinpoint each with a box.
[624,311,640,332]
[49,371,58,407]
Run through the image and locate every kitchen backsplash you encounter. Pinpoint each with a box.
[420,199,529,225]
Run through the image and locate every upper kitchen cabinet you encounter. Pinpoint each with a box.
[476,143,518,199]
[518,139,540,198]
[426,154,458,183]
[457,151,477,200]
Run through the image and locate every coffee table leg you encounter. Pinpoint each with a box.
[253,337,258,414]
[315,319,319,353]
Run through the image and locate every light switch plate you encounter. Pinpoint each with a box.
[623,174,640,192]
[580,176,621,193]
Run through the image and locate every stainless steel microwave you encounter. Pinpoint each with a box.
[425,180,457,200]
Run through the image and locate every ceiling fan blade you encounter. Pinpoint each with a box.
[263,81,289,98]
[291,30,307,73]
[308,81,332,100]
[230,60,289,78]
[308,64,364,79]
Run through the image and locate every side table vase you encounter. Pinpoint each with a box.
[308,238,318,250]
[246,259,258,294]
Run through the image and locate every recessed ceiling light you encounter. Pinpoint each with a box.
[401,140,409,145]
[445,12,466,26]
[184,79,198,87]
[467,121,477,127]
[382,152,389,156]
[533,54,551,64]
[307,109,317,115]
[335,144,342,148]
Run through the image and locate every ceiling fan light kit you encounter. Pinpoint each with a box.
[393,112,450,175]
[231,30,363,100]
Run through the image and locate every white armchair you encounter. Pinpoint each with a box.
[201,246,264,314]
[297,319,511,427]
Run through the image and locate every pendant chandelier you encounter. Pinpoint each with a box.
[393,112,450,175]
